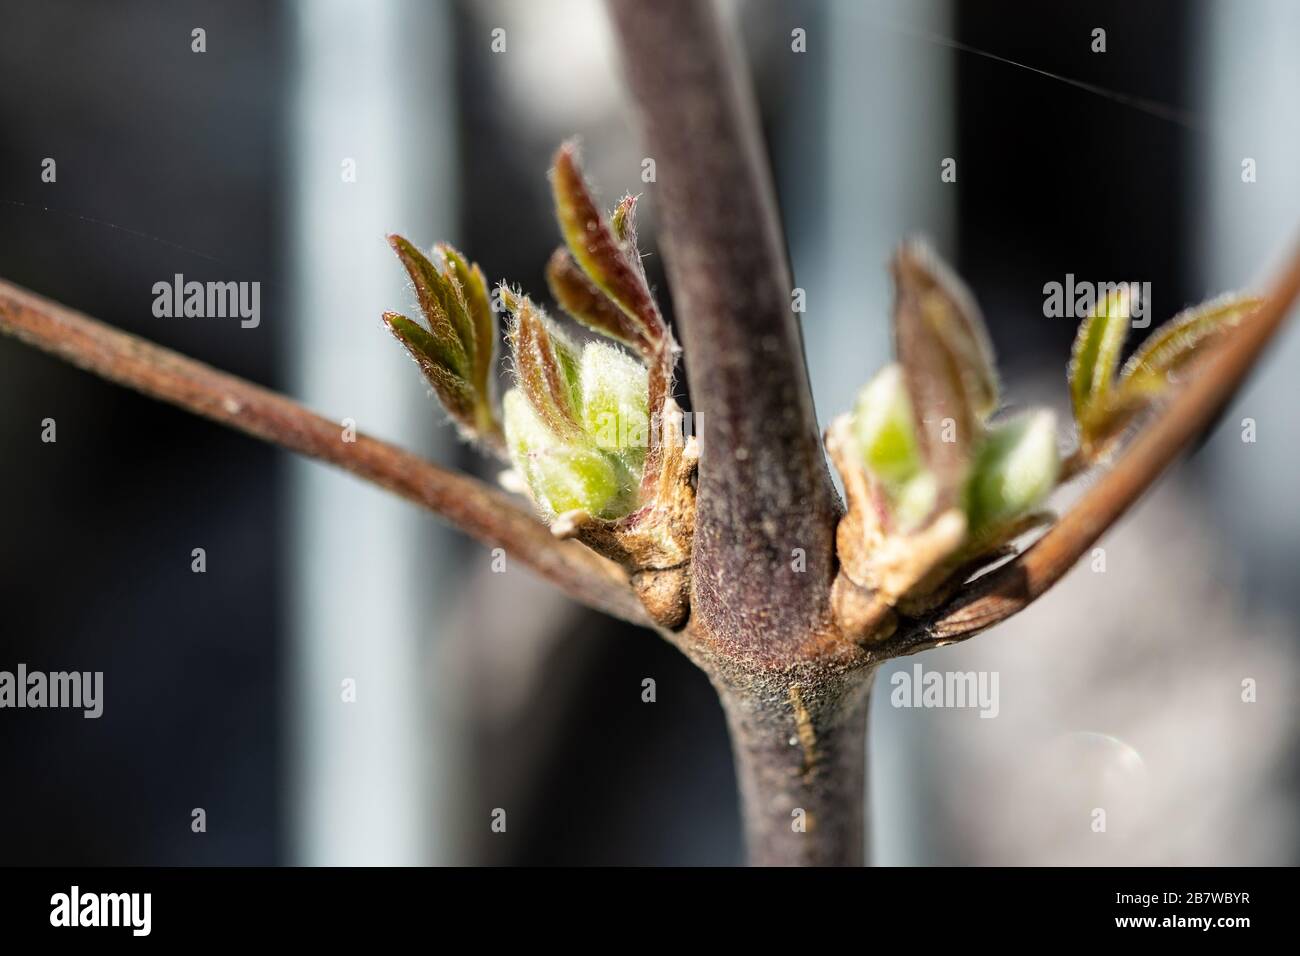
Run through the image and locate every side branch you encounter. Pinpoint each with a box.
[883,241,1300,657]
[0,278,650,627]
[607,0,840,653]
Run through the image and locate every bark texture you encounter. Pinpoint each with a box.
[715,669,874,866]
[607,0,842,661]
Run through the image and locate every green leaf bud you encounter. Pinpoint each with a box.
[580,342,649,469]
[503,389,637,519]
[964,411,1060,534]
[852,364,923,486]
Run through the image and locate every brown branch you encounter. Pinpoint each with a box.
[718,675,871,866]
[879,240,1300,658]
[0,278,651,627]
[606,0,841,657]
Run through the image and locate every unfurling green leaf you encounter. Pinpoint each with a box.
[384,236,501,444]
[964,411,1060,535]
[501,289,583,440]
[891,242,999,501]
[435,242,496,397]
[382,312,476,420]
[1068,285,1133,444]
[551,141,666,350]
[1068,290,1259,456]
[388,235,469,374]
[503,389,637,519]
[1119,293,1261,397]
[580,342,649,469]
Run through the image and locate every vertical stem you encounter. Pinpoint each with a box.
[716,671,873,866]
[607,0,842,656]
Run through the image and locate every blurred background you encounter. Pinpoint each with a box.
[0,0,1296,865]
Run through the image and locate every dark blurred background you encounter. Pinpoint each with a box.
[1,0,1296,865]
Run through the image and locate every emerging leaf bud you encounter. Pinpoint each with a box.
[892,472,940,533]
[1067,290,1260,460]
[503,389,637,519]
[580,342,649,469]
[852,364,923,486]
[550,141,669,352]
[851,364,944,533]
[383,236,502,450]
[1068,285,1132,448]
[891,242,998,503]
[502,289,584,441]
[964,411,1060,534]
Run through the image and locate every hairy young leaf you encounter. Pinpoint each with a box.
[1068,285,1133,443]
[435,242,496,397]
[388,235,469,376]
[610,194,638,248]
[382,311,476,421]
[1119,293,1262,397]
[547,248,651,356]
[502,289,583,440]
[551,141,666,349]
[385,237,503,445]
[891,242,998,501]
